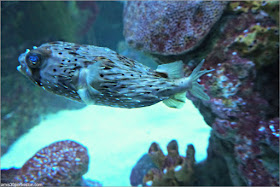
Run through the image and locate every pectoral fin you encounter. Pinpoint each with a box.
[77,88,95,105]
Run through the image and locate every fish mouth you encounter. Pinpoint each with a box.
[16,65,28,77]
[17,65,23,73]
[18,51,32,77]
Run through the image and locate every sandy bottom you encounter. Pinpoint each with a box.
[1,100,211,186]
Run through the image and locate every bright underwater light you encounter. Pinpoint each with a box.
[1,100,211,186]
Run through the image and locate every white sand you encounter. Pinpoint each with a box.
[1,100,211,186]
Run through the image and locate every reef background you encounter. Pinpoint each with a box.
[122,1,279,185]
[1,1,279,186]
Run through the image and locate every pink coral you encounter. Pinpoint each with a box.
[123,1,227,55]
[130,140,196,186]
[186,1,279,185]
[13,140,89,185]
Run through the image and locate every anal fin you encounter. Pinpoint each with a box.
[163,92,186,109]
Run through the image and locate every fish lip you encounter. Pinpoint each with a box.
[18,52,26,64]
[16,65,27,77]
[18,52,32,77]
[17,65,22,73]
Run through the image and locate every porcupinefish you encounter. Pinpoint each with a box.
[17,41,214,109]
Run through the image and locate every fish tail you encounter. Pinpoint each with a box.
[188,59,214,100]
[163,59,214,109]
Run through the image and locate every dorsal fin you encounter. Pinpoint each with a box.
[155,60,184,79]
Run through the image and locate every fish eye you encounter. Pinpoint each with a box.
[26,53,41,68]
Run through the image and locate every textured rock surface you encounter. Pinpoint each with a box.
[130,140,196,186]
[128,1,279,186]
[194,132,233,186]
[123,1,227,55]
[130,140,234,186]
[1,140,89,186]
[130,154,157,186]
[186,1,279,185]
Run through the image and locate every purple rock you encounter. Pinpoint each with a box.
[13,140,89,186]
[123,1,227,55]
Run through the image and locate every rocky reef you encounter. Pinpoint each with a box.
[1,140,90,186]
[193,2,279,185]
[130,140,232,186]
[1,140,102,186]
[130,140,196,186]
[124,1,279,186]
[123,1,227,55]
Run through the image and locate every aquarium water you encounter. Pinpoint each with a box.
[1,99,211,186]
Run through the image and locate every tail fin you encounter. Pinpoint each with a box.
[188,59,214,100]
[163,59,214,109]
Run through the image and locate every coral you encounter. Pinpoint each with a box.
[130,140,196,186]
[128,0,279,185]
[183,1,279,185]
[230,24,279,69]
[123,1,227,55]
[227,1,279,69]
[126,3,279,179]
[1,140,89,186]
[130,154,157,186]
[229,1,279,23]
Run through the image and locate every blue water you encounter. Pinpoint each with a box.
[1,101,211,186]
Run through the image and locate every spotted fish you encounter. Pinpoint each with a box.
[17,41,214,109]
